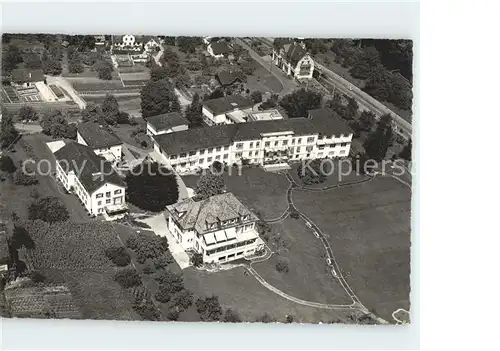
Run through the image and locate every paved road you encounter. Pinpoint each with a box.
[234,38,298,97]
[14,123,42,134]
[45,75,87,110]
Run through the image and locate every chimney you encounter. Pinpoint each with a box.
[29,72,32,78]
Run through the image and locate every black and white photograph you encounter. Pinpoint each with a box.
[0,33,413,325]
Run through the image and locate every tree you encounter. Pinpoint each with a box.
[11,223,35,250]
[155,270,184,294]
[190,252,203,267]
[399,139,412,161]
[363,115,393,162]
[177,36,202,53]
[150,65,170,82]
[154,286,172,303]
[297,159,327,185]
[105,247,131,266]
[125,162,179,212]
[0,155,16,173]
[175,71,193,89]
[126,231,170,264]
[279,88,322,118]
[114,268,141,288]
[18,105,38,121]
[95,60,113,80]
[171,289,194,311]
[346,97,359,120]
[43,58,62,76]
[101,94,120,125]
[250,90,263,104]
[24,54,43,70]
[259,94,279,110]
[13,168,38,186]
[68,56,84,73]
[275,259,290,273]
[140,79,180,118]
[28,196,69,223]
[223,309,242,323]
[2,44,23,73]
[195,296,222,322]
[185,93,204,128]
[205,88,224,101]
[81,103,103,123]
[194,170,225,201]
[256,313,275,323]
[349,46,382,79]
[358,110,376,132]
[0,111,19,148]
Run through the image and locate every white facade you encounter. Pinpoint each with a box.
[77,131,122,163]
[206,44,225,59]
[55,162,126,218]
[202,106,254,126]
[272,47,315,80]
[152,129,352,175]
[113,35,160,54]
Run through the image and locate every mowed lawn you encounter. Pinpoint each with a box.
[292,176,412,322]
[252,218,352,305]
[183,265,354,323]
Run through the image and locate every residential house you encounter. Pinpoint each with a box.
[76,122,123,162]
[111,35,161,63]
[202,95,254,125]
[10,69,45,88]
[53,142,127,220]
[215,71,245,88]
[145,112,189,137]
[165,192,265,264]
[151,109,353,174]
[272,40,315,80]
[207,41,231,59]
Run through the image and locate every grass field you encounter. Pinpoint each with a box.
[84,95,142,117]
[183,265,354,323]
[252,217,352,305]
[111,122,150,149]
[292,176,411,321]
[183,167,290,220]
[246,59,283,94]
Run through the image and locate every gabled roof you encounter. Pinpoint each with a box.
[10,69,45,83]
[146,111,189,132]
[54,142,125,194]
[285,42,310,66]
[209,41,230,55]
[166,192,258,235]
[307,107,353,135]
[203,95,254,116]
[216,71,245,86]
[77,122,122,149]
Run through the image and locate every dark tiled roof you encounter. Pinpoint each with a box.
[10,69,45,83]
[203,95,254,116]
[153,117,335,156]
[209,41,230,55]
[307,108,354,136]
[216,71,245,86]
[285,42,309,66]
[54,142,125,194]
[146,112,189,132]
[77,122,122,149]
[166,192,258,235]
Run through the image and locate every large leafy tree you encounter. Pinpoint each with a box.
[28,196,70,223]
[2,44,23,73]
[150,65,170,82]
[195,296,222,322]
[363,114,393,162]
[184,93,203,128]
[194,167,225,201]
[0,110,19,148]
[140,79,180,118]
[349,46,382,79]
[125,162,179,212]
[176,36,202,53]
[0,155,16,173]
[279,88,322,118]
[18,105,39,121]
[399,139,412,161]
[358,110,376,132]
[346,97,359,120]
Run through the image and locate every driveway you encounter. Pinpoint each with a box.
[138,213,191,269]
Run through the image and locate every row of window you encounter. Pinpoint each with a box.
[96,189,122,198]
[318,143,349,150]
[97,196,123,207]
[172,146,231,160]
[263,136,315,148]
[206,238,257,256]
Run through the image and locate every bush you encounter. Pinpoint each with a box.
[126,232,170,264]
[275,259,289,274]
[166,308,180,321]
[171,289,194,311]
[13,169,38,186]
[142,264,154,275]
[256,313,275,323]
[285,315,294,323]
[29,270,46,283]
[250,91,263,103]
[223,308,242,323]
[0,155,16,173]
[190,252,203,268]
[114,268,141,288]
[132,295,160,321]
[195,296,222,321]
[105,246,131,267]
[289,210,300,219]
[154,270,184,294]
[152,255,173,269]
[28,196,69,223]
[154,286,172,303]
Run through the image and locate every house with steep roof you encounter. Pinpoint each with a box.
[53,142,127,219]
[10,68,45,88]
[151,112,353,174]
[145,112,189,137]
[165,192,265,264]
[207,41,231,59]
[215,71,245,87]
[272,40,315,80]
[202,95,254,125]
[76,122,123,162]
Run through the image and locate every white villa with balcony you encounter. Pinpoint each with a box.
[52,142,128,220]
[272,40,315,80]
[77,122,123,163]
[165,192,265,264]
[150,107,353,174]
